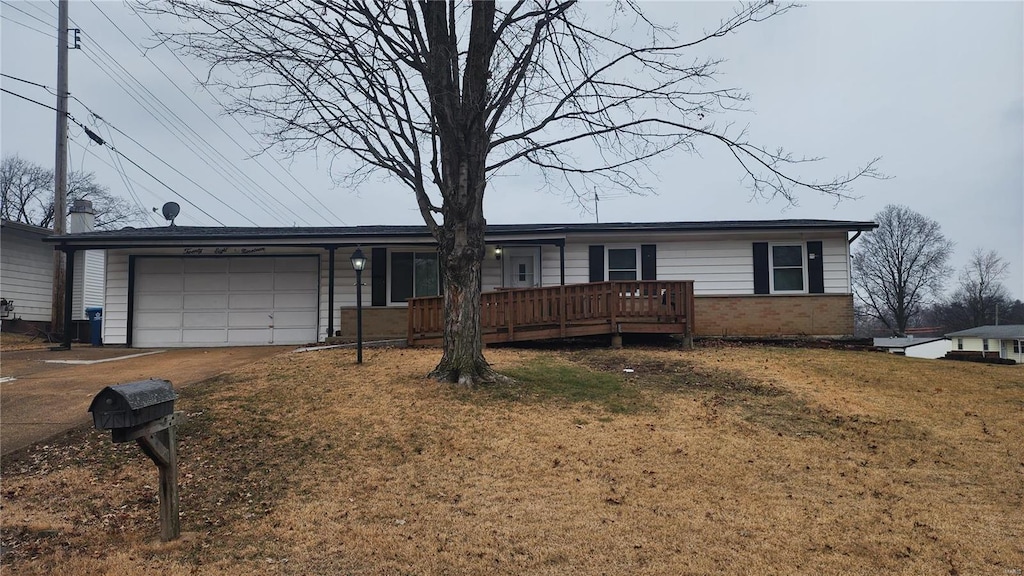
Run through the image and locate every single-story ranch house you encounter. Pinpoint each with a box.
[946,325,1024,363]
[43,219,876,348]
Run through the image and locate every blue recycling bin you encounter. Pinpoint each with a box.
[85,306,103,346]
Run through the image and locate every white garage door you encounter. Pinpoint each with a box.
[133,256,319,347]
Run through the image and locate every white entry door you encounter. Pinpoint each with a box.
[133,256,319,347]
[504,248,540,288]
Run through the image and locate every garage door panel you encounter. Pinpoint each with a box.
[275,274,316,290]
[136,293,183,310]
[229,273,275,291]
[134,329,183,346]
[273,328,315,343]
[184,259,228,273]
[184,294,228,310]
[229,293,275,309]
[274,292,318,308]
[182,329,229,343]
[183,311,226,328]
[229,311,273,328]
[275,257,318,273]
[272,310,319,328]
[135,311,183,328]
[226,329,272,344]
[136,274,183,292]
[137,258,183,274]
[184,273,229,292]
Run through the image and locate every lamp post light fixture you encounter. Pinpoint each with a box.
[350,247,367,364]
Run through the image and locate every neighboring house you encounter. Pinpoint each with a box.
[1,220,54,325]
[946,325,1024,363]
[1,201,105,332]
[43,219,877,348]
[873,336,951,359]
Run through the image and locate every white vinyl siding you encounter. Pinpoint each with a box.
[103,251,130,345]
[0,227,53,322]
[556,234,850,296]
[72,249,105,320]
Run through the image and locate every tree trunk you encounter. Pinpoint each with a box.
[428,208,496,386]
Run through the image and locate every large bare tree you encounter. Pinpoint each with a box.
[1,154,147,230]
[150,0,880,384]
[852,204,953,335]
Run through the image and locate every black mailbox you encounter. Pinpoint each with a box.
[89,379,177,430]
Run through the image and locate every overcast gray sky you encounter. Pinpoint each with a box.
[2,1,1022,299]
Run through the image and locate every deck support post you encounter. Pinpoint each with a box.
[611,333,623,349]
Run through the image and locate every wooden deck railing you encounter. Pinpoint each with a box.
[407,280,694,346]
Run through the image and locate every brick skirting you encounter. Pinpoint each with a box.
[694,294,854,338]
[338,307,408,340]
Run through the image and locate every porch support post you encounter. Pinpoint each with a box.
[558,241,565,286]
[60,248,75,349]
[327,247,336,338]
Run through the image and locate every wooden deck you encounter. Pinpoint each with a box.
[407,280,694,346]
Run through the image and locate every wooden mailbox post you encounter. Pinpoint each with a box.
[89,379,186,542]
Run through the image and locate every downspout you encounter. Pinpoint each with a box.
[848,230,863,245]
[327,247,336,339]
[558,240,565,286]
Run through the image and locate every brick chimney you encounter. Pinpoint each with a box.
[69,199,95,233]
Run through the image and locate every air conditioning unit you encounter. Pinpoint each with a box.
[0,298,14,318]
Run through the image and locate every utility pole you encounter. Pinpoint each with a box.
[51,0,69,339]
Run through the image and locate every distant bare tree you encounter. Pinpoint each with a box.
[0,154,146,230]
[940,249,1012,329]
[853,205,953,335]
[149,0,882,385]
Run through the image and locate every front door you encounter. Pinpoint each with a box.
[508,255,536,288]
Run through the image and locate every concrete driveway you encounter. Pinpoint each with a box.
[0,345,291,456]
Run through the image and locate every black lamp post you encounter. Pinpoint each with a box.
[350,247,366,364]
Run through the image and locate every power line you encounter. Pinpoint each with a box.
[66,3,308,227]
[0,1,52,29]
[0,14,56,39]
[71,47,269,226]
[23,0,290,226]
[96,0,337,226]
[122,1,347,226]
[2,86,225,225]
[0,72,56,93]
[70,138,204,226]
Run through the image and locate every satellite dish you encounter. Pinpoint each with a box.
[161,202,180,226]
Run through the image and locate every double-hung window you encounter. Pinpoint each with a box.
[1014,341,1021,354]
[957,338,963,351]
[770,244,806,292]
[607,247,638,281]
[391,252,440,303]
[983,339,989,352]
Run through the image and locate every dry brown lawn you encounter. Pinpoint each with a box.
[0,332,50,352]
[1,343,1022,575]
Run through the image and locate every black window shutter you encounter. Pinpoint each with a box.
[807,241,824,294]
[589,245,605,282]
[641,244,657,280]
[753,242,769,294]
[370,247,387,306]
[390,252,413,303]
